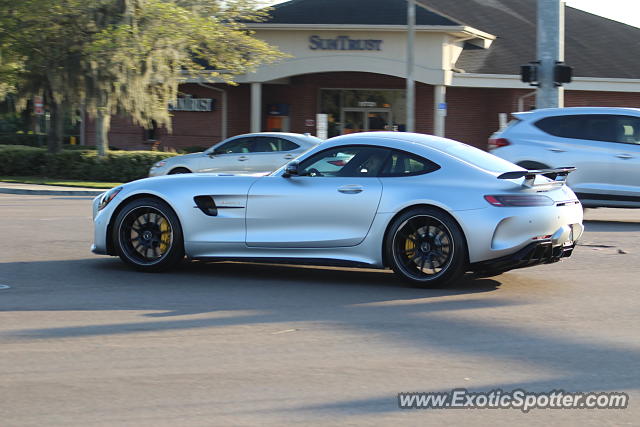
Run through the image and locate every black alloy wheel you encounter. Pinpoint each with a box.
[113,198,184,271]
[386,207,467,287]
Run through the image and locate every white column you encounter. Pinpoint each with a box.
[405,0,416,133]
[433,85,446,137]
[251,82,262,133]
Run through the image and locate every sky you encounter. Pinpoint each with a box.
[263,0,640,29]
[564,0,640,28]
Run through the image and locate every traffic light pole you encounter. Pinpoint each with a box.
[536,0,565,108]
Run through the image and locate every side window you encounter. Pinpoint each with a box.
[583,115,617,142]
[274,138,300,152]
[535,114,640,144]
[613,116,640,145]
[298,146,389,177]
[379,150,440,177]
[252,137,278,153]
[251,137,301,153]
[216,138,254,154]
[535,115,585,139]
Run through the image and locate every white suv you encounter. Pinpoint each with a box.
[489,107,640,208]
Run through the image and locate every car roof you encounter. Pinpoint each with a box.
[325,131,462,150]
[513,107,640,121]
[231,132,322,141]
[317,132,518,174]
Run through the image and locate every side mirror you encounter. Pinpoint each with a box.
[208,149,223,157]
[283,161,300,178]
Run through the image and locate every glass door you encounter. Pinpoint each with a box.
[367,110,391,131]
[341,108,391,134]
[342,109,365,134]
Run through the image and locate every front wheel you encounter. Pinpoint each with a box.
[112,198,184,272]
[385,207,467,288]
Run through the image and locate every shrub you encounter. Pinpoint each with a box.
[0,133,43,146]
[0,145,177,182]
[0,145,48,175]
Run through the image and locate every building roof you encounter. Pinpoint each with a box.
[419,0,640,79]
[264,0,640,79]
[265,0,460,26]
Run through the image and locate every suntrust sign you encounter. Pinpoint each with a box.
[309,35,383,51]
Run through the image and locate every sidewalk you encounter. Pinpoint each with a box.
[0,182,105,196]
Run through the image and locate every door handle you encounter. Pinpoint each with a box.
[238,156,249,161]
[548,148,566,153]
[616,153,633,159]
[338,185,363,194]
[283,154,294,159]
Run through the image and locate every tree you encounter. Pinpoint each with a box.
[0,0,283,154]
[84,0,283,155]
[0,0,90,152]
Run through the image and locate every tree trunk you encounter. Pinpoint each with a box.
[95,109,111,157]
[46,101,65,153]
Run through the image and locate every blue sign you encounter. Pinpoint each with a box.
[437,102,447,110]
[309,35,383,51]
[267,104,290,116]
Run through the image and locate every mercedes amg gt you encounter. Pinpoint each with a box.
[92,132,583,287]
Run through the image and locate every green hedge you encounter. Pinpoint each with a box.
[0,133,42,146]
[0,145,177,182]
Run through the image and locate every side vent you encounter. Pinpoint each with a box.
[194,196,217,216]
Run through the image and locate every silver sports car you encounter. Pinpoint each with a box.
[92,132,584,288]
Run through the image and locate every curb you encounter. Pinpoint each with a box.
[0,187,103,196]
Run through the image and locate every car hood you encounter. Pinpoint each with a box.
[167,152,204,162]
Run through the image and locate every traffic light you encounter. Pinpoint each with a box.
[554,62,573,85]
[520,63,539,86]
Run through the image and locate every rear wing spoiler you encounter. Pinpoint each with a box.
[497,167,576,187]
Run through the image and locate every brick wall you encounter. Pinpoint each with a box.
[88,73,640,152]
[85,83,225,151]
[565,90,640,107]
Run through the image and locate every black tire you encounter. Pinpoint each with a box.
[385,207,467,288]
[169,167,191,175]
[112,197,184,272]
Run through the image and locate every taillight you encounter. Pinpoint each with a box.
[484,194,554,207]
[328,160,346,166]
[488,137,510,150]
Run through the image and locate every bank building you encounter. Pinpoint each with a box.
[93,0,640,151]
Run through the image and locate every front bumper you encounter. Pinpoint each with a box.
[470,240,575,274]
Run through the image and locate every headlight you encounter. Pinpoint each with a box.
[99,187,123,211]
[152,161,167,168]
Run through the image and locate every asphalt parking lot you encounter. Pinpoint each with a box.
[0,193,638,426]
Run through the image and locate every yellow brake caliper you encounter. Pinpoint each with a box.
[405,234,416,260]
[159,218,171,254]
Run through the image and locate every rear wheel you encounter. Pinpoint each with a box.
[112,198,184,272]
[169,167,191,175]
[385,207,467,288]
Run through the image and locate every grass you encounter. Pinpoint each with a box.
[0,176,123,189]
